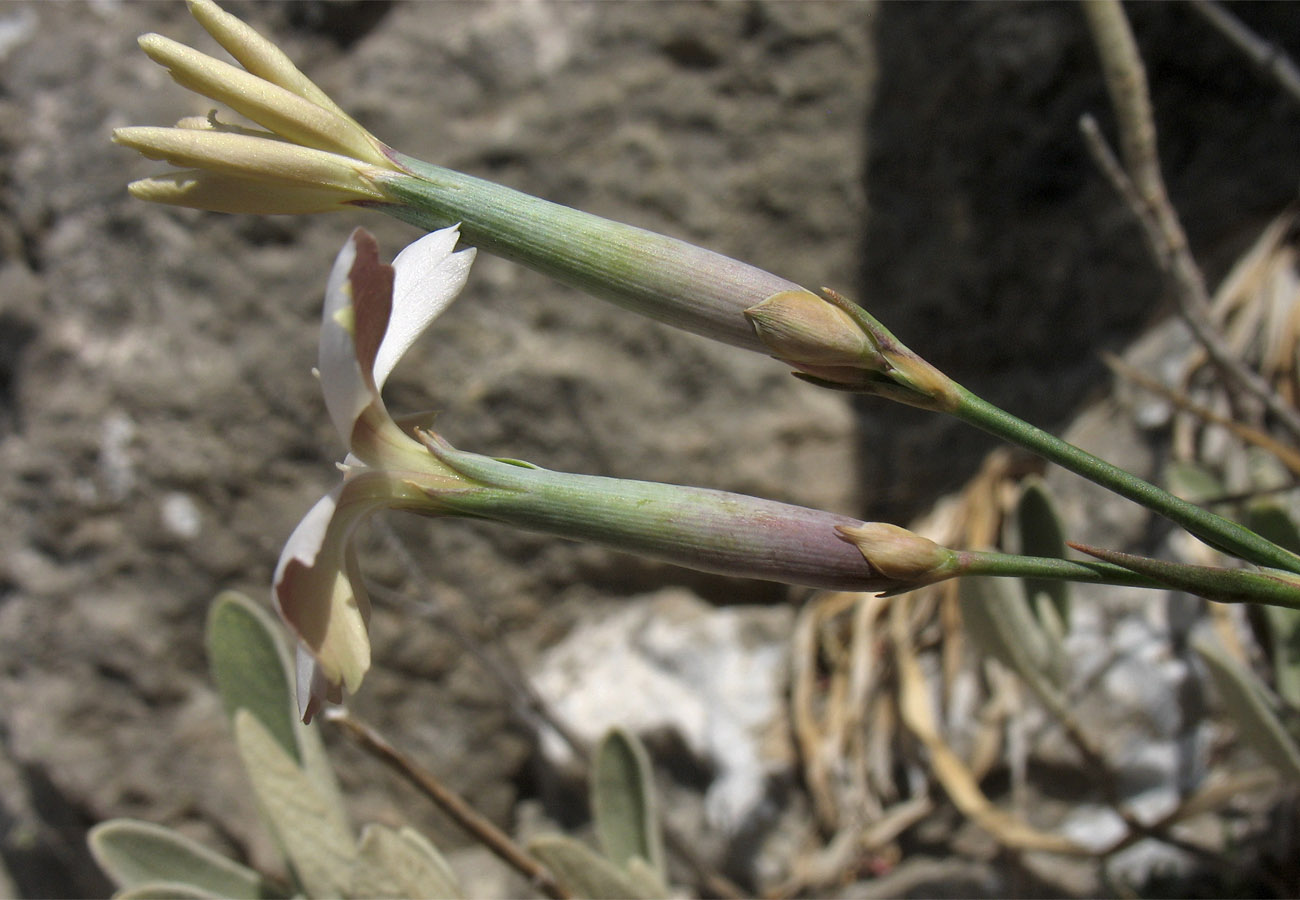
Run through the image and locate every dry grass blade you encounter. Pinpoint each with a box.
[1202,210,1300,406]
[889,604,1089,856]
[1103,352,1300,478]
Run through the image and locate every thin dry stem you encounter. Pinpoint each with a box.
[1103,351,1300,478]
[1189,0,1300,107]
[324,709,572,900]
[1080,1,1300,442]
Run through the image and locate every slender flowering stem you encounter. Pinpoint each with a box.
[951,385,1300,575]
[955,551,1164,591]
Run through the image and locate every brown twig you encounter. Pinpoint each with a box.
[324,708,573,900]
[1188,0,1300,107]
[1099,769,1277,858]
[1079,0,1300,444]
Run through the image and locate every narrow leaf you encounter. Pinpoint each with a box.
[234,710,356,898]
[527,834,666,900]
[1244,504,1300,705]
[959,575,1066,704]
[1193,632,1300,781]
[1015,478,1071,633]
[89,819,273,899]
[1070,543,1300,610]
[591,728,663,877]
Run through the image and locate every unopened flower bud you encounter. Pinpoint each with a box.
[744,289,878,368]
[836,522,957,584]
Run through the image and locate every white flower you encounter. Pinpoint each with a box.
[274,226,474,722]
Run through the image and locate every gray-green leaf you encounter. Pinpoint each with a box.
[88,819,274,899]
[527,834,668,900]
[1194,631,1300,781]
[207,592,301,765]
[1015,478,1071,635]
[348,824,463,899]
[591,728,663,877]
[206,592,346,824]
[960,575,1067,708]
[234,710,356,898]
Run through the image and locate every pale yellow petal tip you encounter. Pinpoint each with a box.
[187,0,239,38]
[128,173,365,215]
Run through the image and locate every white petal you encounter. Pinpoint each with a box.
[295,644,325,722]
[374,226,476,390]
[273,487,340,590]
[319,231,375,448]
[273,483,372,704]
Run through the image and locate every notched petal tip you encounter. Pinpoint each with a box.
[375,226,476,389]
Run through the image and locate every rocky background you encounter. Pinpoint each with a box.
[0,1,1297,897]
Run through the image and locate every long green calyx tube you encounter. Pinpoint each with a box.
[413,432,893,592]
[375,155,807,355]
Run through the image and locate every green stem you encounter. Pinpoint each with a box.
[956,550,1162,589]
[951,386,1300,575]
[959,549,1300,610]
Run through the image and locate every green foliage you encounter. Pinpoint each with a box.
[207,591,302,765]
[527,728,671,900]
[1163,459,1226,506]
[1245,503,1300,707]
[350,825,463,900]
[91,592,462,900]
[590,727,664,878]
[1193,631,1300,782]
[528,834,669,900]
[88,819,280,900]
[234,709,357,897]
[1015,478,1071,638]
[961,574,1067,710]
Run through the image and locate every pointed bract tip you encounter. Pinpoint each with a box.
[837,522,954,583]
[746,289,878,368]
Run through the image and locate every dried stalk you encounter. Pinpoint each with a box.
[1188,0,1300,107]
[1080,0,1300,443]
[325,709,572,900]
[1103,351,1300,477]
